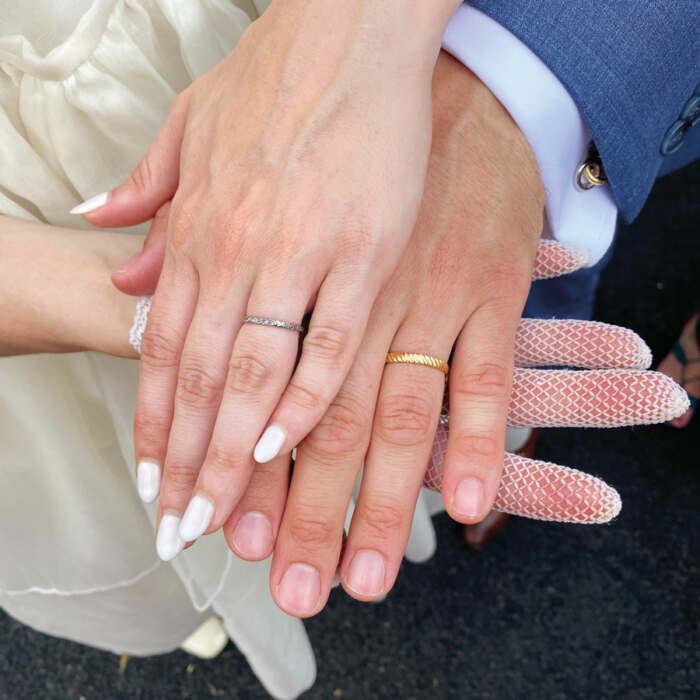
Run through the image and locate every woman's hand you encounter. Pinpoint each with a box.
[77,0,460,544]
[0,216,141,357]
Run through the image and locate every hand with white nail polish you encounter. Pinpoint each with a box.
[75,0,463,560]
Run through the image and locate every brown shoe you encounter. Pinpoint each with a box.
[462,429,540,548]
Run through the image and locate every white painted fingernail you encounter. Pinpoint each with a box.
[179,494,215,542]
[156,513,185,561]
[136,460,161,503]
[254,424,286,463]
[70,191,111,215]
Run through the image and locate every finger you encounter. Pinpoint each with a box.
[134,252,197,513]
[532,240,588,280]
[441,299,524,524]
[72,91,190,226]
[252,268,375,465]
[425,427,621,524]
[181,273,311,541]
[269,324,387,616]
[156,278,249,545]
[514,319,652,369]
[223,453,292,561]
[508,369,690,427]
[111,203,170,296]
[339,323,450,601]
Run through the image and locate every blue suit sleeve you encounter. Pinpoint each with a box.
[469,0,700,222]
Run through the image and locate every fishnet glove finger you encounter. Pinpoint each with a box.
[507,369,689,428]
[531,240,588,281]
[514,319,652,369]
[425,425,620,524]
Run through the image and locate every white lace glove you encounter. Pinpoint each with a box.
[129,241,689,526]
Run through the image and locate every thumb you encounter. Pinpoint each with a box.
[71,91,190,228]
[111,203,170,296]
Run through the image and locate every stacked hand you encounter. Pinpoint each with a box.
[82,43,688,618]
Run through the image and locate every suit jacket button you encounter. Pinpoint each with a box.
[660,119,689,155]
[680,95,700,125]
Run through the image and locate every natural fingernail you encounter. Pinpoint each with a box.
[345,549,386,597]
[254,424,286,463]
[156,513,185,561]
[179,494,215,542]
[232,511,273,559]
[453,477,485,519]
[69,191,111,215]
[136,459,161,503]
[277,563,320,616]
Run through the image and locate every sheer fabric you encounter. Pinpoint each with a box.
[0,3,314,699]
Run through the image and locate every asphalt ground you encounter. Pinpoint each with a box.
[1,160,698,700]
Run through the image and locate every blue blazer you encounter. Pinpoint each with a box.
[470,0,700,222]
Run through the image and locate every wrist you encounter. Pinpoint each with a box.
[265,0,461,67]
[432,51,544,208]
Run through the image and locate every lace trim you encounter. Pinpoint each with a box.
[129,295,151,355]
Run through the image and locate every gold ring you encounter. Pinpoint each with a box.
[385,352,449,375]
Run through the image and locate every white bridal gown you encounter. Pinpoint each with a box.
[0,2,441,697]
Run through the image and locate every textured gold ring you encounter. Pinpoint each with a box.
[385,352,449,376]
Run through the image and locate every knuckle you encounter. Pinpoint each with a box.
[453,362,510,401]
[177,363,222,410]
[226,353,274,395]
[162,462,198,495]
[483,260,531,301]
[133,408,170,444]
[359,499,406,538]
[140,323,181,369]
[130,155,155,197]
[376,391,435,447]
[303,324,349,364]
[307,395,370,457]
[451,431,500,459]
[204,444,239,481]
[284,381,323,413]
[287,515,338,551]
[168,197,198,250]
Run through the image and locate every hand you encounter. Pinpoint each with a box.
[127,239,689,591]
[222,53,546,615]
[77,0,461,547]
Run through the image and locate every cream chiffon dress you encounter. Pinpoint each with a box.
[0,2,441,697]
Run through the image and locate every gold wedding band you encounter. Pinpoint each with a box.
[385,352,449,376]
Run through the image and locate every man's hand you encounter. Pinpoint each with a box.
[218,52,545,615]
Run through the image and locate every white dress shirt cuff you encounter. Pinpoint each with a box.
[442,3,618,266]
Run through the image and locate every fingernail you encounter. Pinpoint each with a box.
[156,513,185,561]
[70,191,111,215]
[179,493,215,542]
[453,477,484,519]
[231,511,273,559]
[254,424,286,463]
[136,459,161,503]
[277,563,320,616]
[345,549,386,597]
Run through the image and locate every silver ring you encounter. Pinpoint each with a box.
[244,316,304,333]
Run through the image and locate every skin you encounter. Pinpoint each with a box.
[229,54,544,615]
[0,216,140,357]
[113,52,545,616]
[80,0,463,575]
